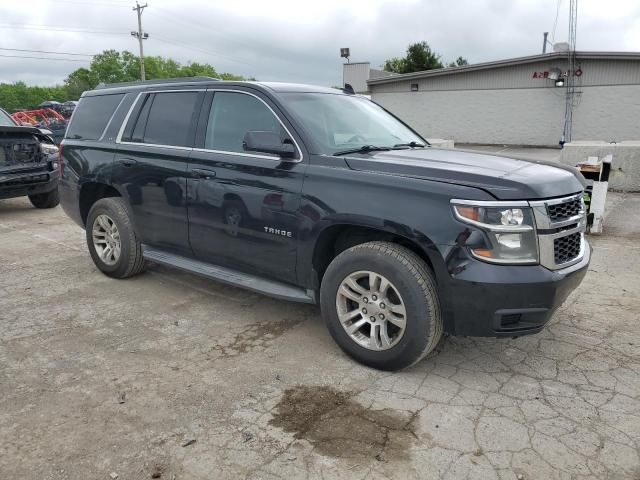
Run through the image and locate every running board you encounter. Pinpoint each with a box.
[142,246,316,304]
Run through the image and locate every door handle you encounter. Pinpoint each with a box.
[192,168,216,179]
[121,158,137,167]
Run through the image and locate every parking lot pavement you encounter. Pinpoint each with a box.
[1,194,639,480]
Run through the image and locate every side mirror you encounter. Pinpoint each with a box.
[243,131,296,159]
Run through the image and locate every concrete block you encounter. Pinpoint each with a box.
[427,138,455,149]
[559,141,640,191]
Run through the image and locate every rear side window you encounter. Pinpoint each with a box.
[128,91,199,147]
[66,94,124,140]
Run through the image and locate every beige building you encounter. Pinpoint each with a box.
[345,51,640,147]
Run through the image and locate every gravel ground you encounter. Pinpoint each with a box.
[0,193,638,480]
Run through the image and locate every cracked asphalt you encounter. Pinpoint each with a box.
[1,193,639,480]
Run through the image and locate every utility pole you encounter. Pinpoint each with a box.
[542,32,549,53]
[131,2,148,81]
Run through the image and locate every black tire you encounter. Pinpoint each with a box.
[85,197,146,279]
[28,189,59,209]
[320,241,442,371]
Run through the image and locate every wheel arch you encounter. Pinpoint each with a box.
[309,222,441,289]
[78,181,123,226]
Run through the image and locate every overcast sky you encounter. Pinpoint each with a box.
[1,0,638,87]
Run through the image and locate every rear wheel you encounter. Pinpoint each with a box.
[320,241,442,370]
[86,197,145,278]
[28,189,59,208]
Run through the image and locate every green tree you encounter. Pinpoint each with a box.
[447,56,469,68]
[0,50,250,112]
[383,41,444,74]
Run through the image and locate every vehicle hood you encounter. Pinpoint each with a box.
[0,125,55,143]
[343,147,585,200]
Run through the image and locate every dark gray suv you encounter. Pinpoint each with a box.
[59,77,590,370]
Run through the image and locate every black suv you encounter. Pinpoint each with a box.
[59,77,590,370]
[1,107,60,208]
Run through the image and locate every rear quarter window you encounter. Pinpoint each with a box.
[66,93,125,140]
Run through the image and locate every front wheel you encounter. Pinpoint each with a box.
[29,189,59,208]
[320,241,442,371]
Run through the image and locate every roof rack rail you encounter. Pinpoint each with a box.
[95,76,221,90]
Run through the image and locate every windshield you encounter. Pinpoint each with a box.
[280,93,424,155]
[0,109,17,126]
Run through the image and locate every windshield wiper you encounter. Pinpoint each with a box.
[393,141,427,149]
[333,145,392,156]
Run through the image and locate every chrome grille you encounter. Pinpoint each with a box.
[554,232,582,264]
[547,197,582,221]
[530,193,586,270]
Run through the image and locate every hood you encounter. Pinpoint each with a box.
[344,147,585,200]
[0,125,55,143]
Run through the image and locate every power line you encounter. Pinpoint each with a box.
[153,36,253,67]
[33,0,130,6]
[0,24,127,35]
[148,7,256,53]
[0,54,89,62]
[0,47,94,57]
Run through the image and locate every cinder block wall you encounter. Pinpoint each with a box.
[373,85,640,147]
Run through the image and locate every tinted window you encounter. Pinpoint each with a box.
[205,92,283,153]
[142,92,199,147]
[66,94,124,140]
[130,95,152,143]
[0,109,16,126]
[281,93,423,155]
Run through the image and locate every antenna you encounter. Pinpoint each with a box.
[561,0,578,145]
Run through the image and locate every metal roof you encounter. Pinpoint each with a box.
[367,51,640,85]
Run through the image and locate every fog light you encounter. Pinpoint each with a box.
[496,233,521,249]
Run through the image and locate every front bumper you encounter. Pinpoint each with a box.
[0,167,58,200]
[441,241,590,337]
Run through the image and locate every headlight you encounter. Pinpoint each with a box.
[40,143,59,156]
[452,200,538,264]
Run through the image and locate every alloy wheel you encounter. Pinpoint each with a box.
[335,270,407,350]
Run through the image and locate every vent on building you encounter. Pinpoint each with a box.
[410,83,419,92]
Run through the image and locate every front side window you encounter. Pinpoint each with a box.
[139,92,199,147]
[204,92,285,154]
[280,93,424,155]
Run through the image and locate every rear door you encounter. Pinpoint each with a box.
[114,90,203,255]
[187,89,306,284]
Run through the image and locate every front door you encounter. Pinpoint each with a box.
[113,90,203,255]
[187,89,305,284]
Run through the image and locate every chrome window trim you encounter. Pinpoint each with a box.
[115,91,143,144]
[98,94,127,142]
[117,141,193,152]
[115,88,304,163]
[191,147,276,161]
